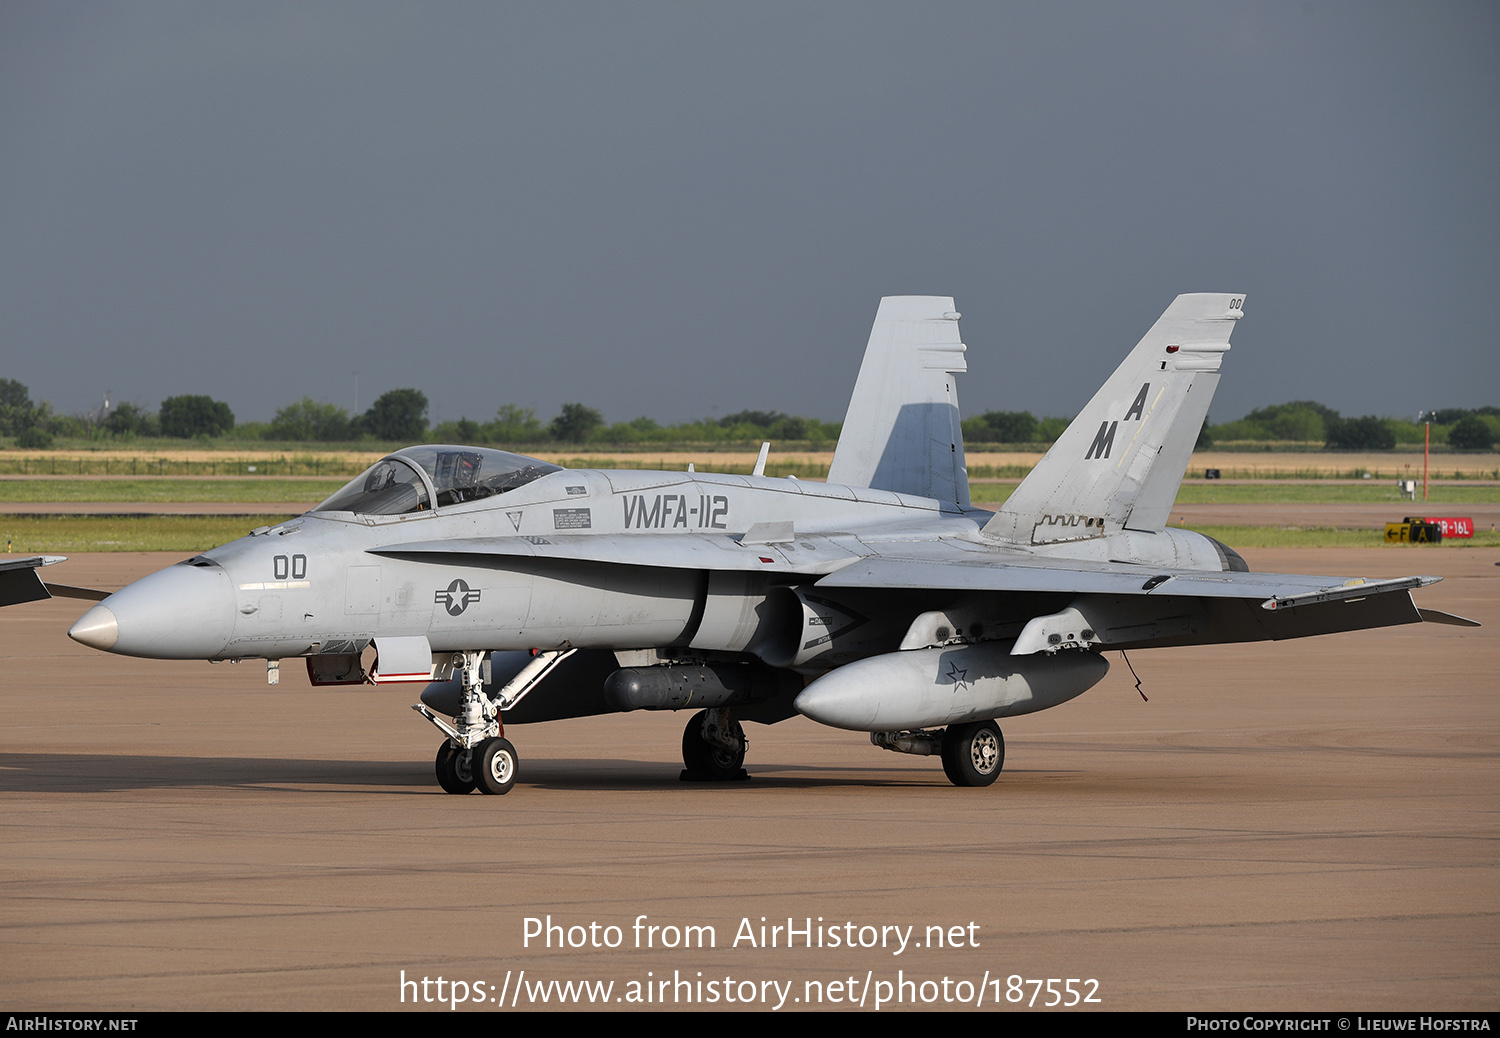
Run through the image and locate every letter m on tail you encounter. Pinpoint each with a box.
[1085,421,1117,460]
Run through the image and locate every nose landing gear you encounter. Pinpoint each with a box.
[415,649,574,795]
[435,742,477,795]
[474,737,518,795]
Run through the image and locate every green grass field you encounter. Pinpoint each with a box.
[0,478,345,503]
[5,476,1496,506]
[970,481,1500,505]
[2,467,1495,553]
[1,515,296,553]
[4,514,1495,554]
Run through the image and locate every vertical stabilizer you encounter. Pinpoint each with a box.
[983,293,1244,544]
[828,297,970,508]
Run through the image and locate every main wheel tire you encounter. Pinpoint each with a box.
[435,742,477,795]
[475,737,519,795]
[941,721,1004,787]
[681,710,746,780]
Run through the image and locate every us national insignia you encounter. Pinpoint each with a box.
[434,579,482,616]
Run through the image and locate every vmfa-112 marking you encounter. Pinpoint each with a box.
[6,294,1477,794]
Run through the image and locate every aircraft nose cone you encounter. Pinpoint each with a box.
[68,604,119,650]
[74,563,236,659]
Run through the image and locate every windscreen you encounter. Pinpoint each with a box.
[313,447,562,515]
[314,458,431,515]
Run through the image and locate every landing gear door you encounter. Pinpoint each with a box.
[370,635,436,684]
[306,652,367,686]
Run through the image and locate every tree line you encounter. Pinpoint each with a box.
[1,377,1495,451]
[966,404,1497,450]
[0,381,845,449]
[1202,401,1498,451]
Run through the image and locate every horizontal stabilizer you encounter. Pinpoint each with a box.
[1418,608,1482,627]
[43,583,111,601]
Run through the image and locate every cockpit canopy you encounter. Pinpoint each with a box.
[313,446,563,516]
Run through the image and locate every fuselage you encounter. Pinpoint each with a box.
[67,446,1235,666]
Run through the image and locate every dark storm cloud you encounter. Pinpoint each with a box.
[2,2,1496,427]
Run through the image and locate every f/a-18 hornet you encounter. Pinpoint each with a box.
[5,294,1474,795]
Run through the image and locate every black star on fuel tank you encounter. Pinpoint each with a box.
[945,661,970,692]
[435,579,482,616]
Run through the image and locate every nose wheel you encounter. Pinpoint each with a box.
[475,737,518,795]
[435,742,478,795]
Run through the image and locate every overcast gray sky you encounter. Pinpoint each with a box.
[2,2,1496,429]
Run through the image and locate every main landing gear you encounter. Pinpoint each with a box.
[681,708,748,782]
[872,720,1006,787]
[940,720,1004,787]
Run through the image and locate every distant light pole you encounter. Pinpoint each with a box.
[1416,409,1433,502]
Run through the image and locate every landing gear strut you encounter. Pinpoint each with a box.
[681,708,748,781]
[413,648,577,795]
[941,720,1004,787]
[418,650,501,796]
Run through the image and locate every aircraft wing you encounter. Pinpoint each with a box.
[814,548,1442,608]
[372,532,1450,612]
[814,545,1478,649]
[369,533,866,576]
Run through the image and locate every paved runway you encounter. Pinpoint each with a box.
[1,548,1494,1011]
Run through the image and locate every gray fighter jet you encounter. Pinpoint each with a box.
[5,295,1475,794]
